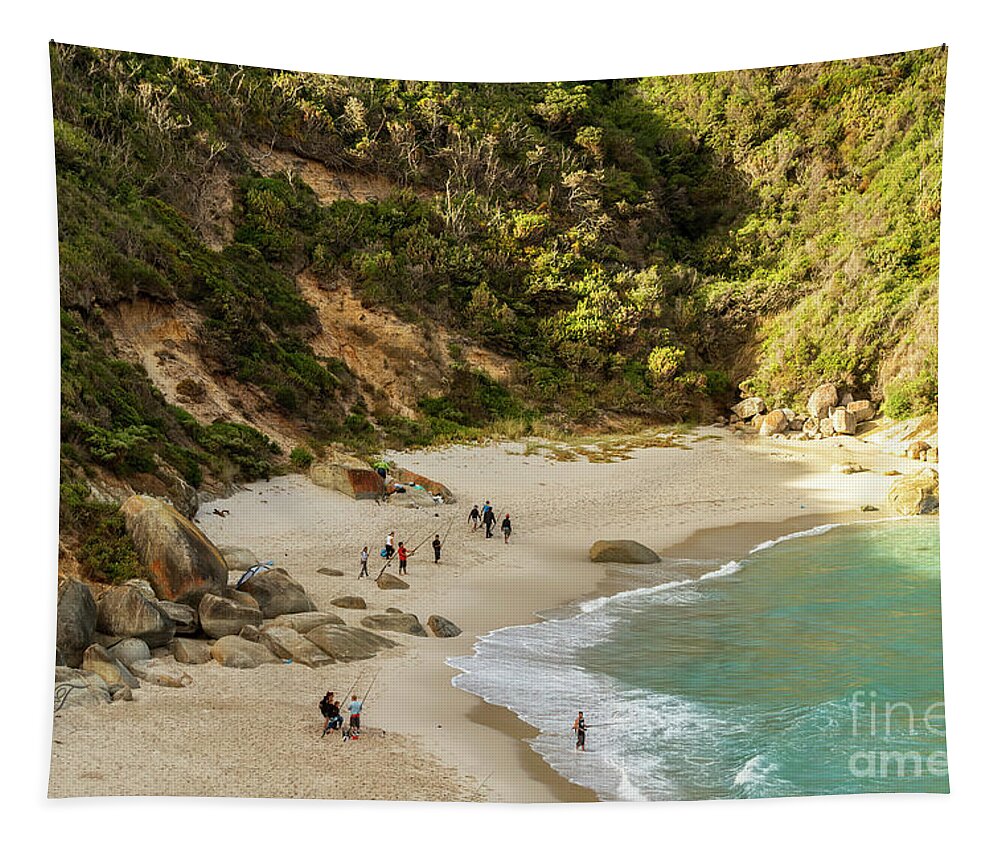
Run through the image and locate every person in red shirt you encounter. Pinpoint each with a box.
[397,542,408,575]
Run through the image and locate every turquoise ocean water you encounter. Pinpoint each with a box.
[449,519,947,800]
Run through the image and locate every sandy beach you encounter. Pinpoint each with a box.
[49,425,931,801]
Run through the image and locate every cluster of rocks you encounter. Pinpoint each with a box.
[54,494,462,713]
[729,383,878,440]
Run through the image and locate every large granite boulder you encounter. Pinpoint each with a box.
[819,417,836,437]
[907,440,932,461]
[759,409,789,437]
[426,615,462,638]
[56,577,97,668]
[390,467,456,504]
[239,568,316,618]
[157,601,198,635]
[304,625,399,662]
[360,613,428,637]
[847,399,877,422]
[376,573,410,590]
[331,596,367,610]
[123,578,156,600]
[96,586,175,648]
[271,611,345,633]
[731,397,766,420]
[210,635,279,669]
[221,586,258,608]
[387,489,439,509]
[170,637,212,665]
[119,495,227,605]
[588,540,661,564]
[807,383,839,419]
[309,451,384,500]
[82,644,140,689]
[831,408,857,435]
[54,667,110,711]
[198,593,263,639]
[887,469,940,516]
[106,637,151,668]
[126,658,194,687]
[259,625,333,667]
[219,545,258,573]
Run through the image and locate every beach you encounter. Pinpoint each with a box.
[49,426,932,801]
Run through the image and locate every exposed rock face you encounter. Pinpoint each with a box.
[198,593,263,639]
[271,611,345,633]
[309,451,385,500]
[588,540,661,564]
[106,637,151,668]
[304,625,399,662]
[259,625,333,667]
[54,667,110,710]
[759,409,789,437]
[360,613,428,637]
[807,383,839,419]
[426,615,462,638]
[907,440,932,460]
[732,397,766,420]
[82,644,140,689]
[171,637,212,665]
[96,586,175,647]
[331,596,367,610]
[847,399,877,422]
[210,635,279,669]
[831,408,857,435]
[219,546,259,573]
[56,577,97,668]
[157,601,198,635]
[376,573,410,590]
[119,495,228,605]
[124,578,157,600]
[887,469,940,516]
[239,569,316,618]
[127,658,194,687]
[390,467,456,504]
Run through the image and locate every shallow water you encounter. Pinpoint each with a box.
[450,519,947,800]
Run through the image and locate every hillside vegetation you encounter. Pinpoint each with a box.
[50,43,944,574]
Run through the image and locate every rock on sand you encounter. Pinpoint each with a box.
[360,613,428,637]
[426,615,462,638]
[210,635,279,669]
[239,568,316,618]
[304,625,399,661]
[56,577,97,668]
[887,469,940,516]
[588,540,661,564]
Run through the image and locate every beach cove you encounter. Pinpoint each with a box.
[50,426,937,801]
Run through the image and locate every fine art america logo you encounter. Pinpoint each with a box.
[847,691,948,780]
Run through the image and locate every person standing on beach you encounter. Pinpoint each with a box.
[384,532,395,559]
[468,504,480,531]
[482,501,495,538]
[573,711,587,751]
[432,534,442,563]
[358,546,370,579]
[397,542,408,575]
[347,694,364,736]
[501,513,512,544]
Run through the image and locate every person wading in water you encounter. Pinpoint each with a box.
[573,711,588,751]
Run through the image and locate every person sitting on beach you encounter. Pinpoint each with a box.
[573,711,587,751]
[501,513,512,544]
[397,542,408,575]
[432,534,442,563]
[359,546,370,579]
[468,504,480,531]
[347,694,364,736]
[320,692,342,736]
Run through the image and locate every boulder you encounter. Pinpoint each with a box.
[387,489,439,509]
[119,495,228,605]
[376,574,410,590]
[839,390,855,406]
[123,578,157,600]
[126,658,194,687]
[389,467,456,504]
[927,446,939,463]
[239,624,262,642]
[831,408,857,435]
[331,596,367,610]
[731,397,766,420]
[802,417,820,438]
[832,462,867,474]
[588,540,661,564]
[198,593,263,639]
[309,451,385,500]
[239,568,316,618]
[360,613,428,637]
[171,637,212,665]
[112,684,134,702]
[96,586,175,647]
[317,568,344,577]
[750,413,764,430]
[157,601,198,635]
[426,615,462,638]
[807,383,839,419]
[221,586,259,608]
[819,417,836,437]
[56,577,97,668]
[759,410,789,437]
[105,637,151,668]
[887,469,940,516]
[847,399,877,422]
[304,625,399,662]
[219,546,259,573]
[861,505,880,512]
[54,667,110,711]
[271,611,345,633]
[259,625,333,668]
[210,635,279,669]
[907,440,932,461]
[82,644,140,689]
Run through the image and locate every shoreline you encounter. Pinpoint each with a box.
[51,427,931,801]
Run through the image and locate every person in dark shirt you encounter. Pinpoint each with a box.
[320,692,343,736]
[482,501,495,538]
[432,534,442,563]
[468,504,480,530]
[573,711,587,751]
[501,514,512,544]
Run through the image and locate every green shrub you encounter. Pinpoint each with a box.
[289,446,314,470]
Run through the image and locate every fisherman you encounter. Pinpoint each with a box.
[432,534,442,563]
[383,532,395,559]
[358,546,370,578]
[573,711,587,751]
[482,501,496,538]
[347,693,364,735]
[397,541,409,575]
[468,504,480,531]
[501,513,512,544]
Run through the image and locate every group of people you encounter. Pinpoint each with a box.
[320,692,365,741]
[467,501,512,543]
[357,530,446,579]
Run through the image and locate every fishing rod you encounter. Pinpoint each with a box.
[360,671,378,708]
